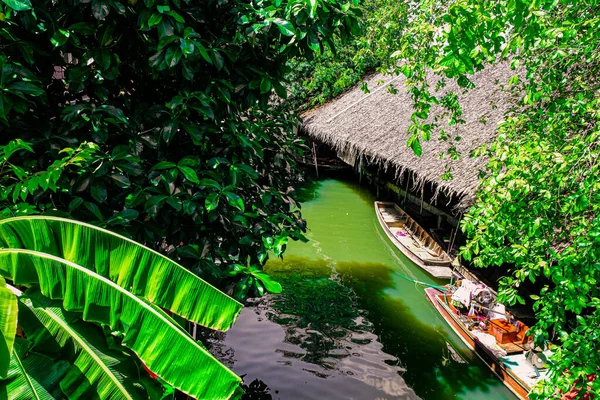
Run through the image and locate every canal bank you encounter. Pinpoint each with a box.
[207,179,515,399]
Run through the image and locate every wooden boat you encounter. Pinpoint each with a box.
[425,285,549,399]
[375,201,453,278]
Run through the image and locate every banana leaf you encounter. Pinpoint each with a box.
[0,216,242,331]
[0,249,241,400]
[18,291,151,400]
[1,339,70,400]
[0,277,17,379]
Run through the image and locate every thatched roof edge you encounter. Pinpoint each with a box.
[301,62,517,212]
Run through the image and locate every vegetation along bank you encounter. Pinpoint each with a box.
[0,0,599,398]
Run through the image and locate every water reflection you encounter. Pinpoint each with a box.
[265,258,416,399]
[206,179,515,400]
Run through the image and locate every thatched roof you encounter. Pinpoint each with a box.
[301,63,516,210]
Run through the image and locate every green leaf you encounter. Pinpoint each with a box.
[260,77,272,94]
[90,180,107,203]
[273,18,295,36]
[97,105,128,124]
[196,43,212,63]
[211,50,224,71]
[199,178,221,190]
[2,342,70,399]
[7,82,44,97]
[178,166,199,184]
[179,39,195,56]
[50,29,70,47]
[69,22,96,35]
[308,0,317,18]
[252,272,282,294]
[225,192,244,212]
[307,31,320,52]
[148,13,163,27]
[407,134,422,156]
[152,161,177,170]
[1,0,32,11]
[0,249,242,399]
[0,216,243,331]
[110,173,130,188]
[166,10,184,23]
[205,192,219,212]
[272,81,287,99]
[0,277,17,379]
[91,0,109,20]
[95,48,111,70]
[162,120,178,143]
[83,201,103,221]
[18,291,147,399]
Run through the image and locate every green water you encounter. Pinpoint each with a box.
[214,179,515,399]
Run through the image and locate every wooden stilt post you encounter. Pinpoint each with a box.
[376,168,380,197]
[419,184,424,215]
[312,142,319,178]
[448,213,463,254]
[358,157,362,184]
[403,171,410,206]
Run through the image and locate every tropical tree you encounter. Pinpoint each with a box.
[0,215,243,399]
[358,0,600,396]
[0,0,361,298]
[284,0,404,111]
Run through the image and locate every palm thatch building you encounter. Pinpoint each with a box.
[301,63,516,219]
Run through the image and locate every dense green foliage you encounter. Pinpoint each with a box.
[364,0,600,396]
[284,30,377,110]
[0,0,361,299]
[0,216,243,399]
[284,0,393,110]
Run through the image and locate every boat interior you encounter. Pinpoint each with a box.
[377,203,451,265]
[434,290,551,389]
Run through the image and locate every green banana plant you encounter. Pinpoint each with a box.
[0,216,244,400]
[0,276,17,379]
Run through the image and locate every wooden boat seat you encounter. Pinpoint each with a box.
[499,342,531,355]
[402,241,446,262]
[387,222,405,228]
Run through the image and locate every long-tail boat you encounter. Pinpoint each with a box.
[375,201,453,278]
[425,282,550,399]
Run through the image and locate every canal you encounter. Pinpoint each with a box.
[208,179,515,399]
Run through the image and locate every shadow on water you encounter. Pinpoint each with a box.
[206,255,511,399]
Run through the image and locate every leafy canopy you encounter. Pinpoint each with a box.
[362,0,600,396]
[0,0,361,299]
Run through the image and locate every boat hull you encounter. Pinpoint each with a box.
[375,201,453,279]
[425,287,531,399]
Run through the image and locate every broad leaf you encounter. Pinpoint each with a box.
[225,192,244,212]
[205,193,219,212]
[18,292,142,400]
[1,0,32,11]
[252,272,282,294]
[0,277,17,378]
[1,340,70,400]
[273,18,295,36]
[0,249,242,399]
[0,216,242,331]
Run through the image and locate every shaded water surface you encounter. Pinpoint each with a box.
[209,179,515,400]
